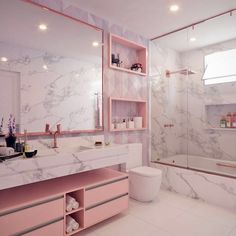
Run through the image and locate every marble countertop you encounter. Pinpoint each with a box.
[0,143,128,190]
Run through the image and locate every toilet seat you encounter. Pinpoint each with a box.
[130,166,162,177]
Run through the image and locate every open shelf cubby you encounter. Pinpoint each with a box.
[109,97,147,132]
[65,210,84,236]
[205,103,236,130]
[109,33,147,76]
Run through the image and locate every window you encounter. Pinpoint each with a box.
[203,48,236,85]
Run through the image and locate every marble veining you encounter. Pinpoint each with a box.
[150,38,236,164]
[151,163,236,210]
[0,135,128,190]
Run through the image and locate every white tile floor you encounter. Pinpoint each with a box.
[78,190,236,236]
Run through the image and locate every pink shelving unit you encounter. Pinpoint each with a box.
[0,168,129,236]
[109,97,147,132]
[109,33,147,76]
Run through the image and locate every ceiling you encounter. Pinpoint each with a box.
[68,0,236,39]
[0,0,102,60]
[155,12,236,52]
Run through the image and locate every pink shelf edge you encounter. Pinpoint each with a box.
[109,64,147,76]
[65,207,84,216]
[108,97,147,132]
[109,97,147,103]
[110,128,146,132]
[109,33,148,76]
[110,33,147,49]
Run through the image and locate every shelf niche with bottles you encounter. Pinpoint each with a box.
[109,97,147,132]
[109,33,147,76]
[205,103,236,130]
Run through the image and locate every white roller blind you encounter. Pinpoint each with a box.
[203,48,236,85]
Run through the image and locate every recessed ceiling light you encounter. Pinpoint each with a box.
[38,24,48,31]
[42,64,48,70]
[0,57,8,62]
[190,37,196,42]
[169,4,179,12]
[92,41,99,47]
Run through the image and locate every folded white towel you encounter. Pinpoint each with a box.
[66,203,73,212]
[66,224,73,233]
[66,195,76,204]
[66,195,80,211]
[0,147,14,156]
[66,216,80,231]
[72,201,79,209]
[72,221,79,230]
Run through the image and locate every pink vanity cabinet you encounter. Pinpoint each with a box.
[0,168,129,236]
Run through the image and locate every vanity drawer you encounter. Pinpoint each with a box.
[23,220,63,236]
[84,178,128,207]
[0,198,63,236]
[84,194,128,227]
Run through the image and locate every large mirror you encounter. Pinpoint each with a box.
[0,0,103,135]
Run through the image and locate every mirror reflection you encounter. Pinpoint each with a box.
[0,0,103,134]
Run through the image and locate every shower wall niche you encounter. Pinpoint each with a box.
[205,103,236,130]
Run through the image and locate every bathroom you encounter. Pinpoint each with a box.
[0,0,236,235]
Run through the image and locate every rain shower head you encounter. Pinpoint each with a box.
[166,69,196,77]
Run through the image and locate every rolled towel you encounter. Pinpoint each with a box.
[66,195,76,204]
[66,195,79,210]
[72,201,79,210]
[72,221,79,231]
[66,203,73,212]
[65,224,73,234]
[0,147,14,156]
[66,216,80,231]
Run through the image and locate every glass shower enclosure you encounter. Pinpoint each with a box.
[150,10,236,177]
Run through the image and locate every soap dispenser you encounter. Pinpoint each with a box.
[226,112,232,128]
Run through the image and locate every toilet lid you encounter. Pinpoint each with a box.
[130,166,162,177]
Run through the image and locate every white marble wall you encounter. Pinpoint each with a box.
[9,0,150,164]
[150,38,236,163]
[0,41,102,133]
[150,41,187,161]
[181,38,236,161]
[151,162,236,211]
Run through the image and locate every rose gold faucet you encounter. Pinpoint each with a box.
[45,123,61,148]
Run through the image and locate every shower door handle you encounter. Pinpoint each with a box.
[216,162,236,168]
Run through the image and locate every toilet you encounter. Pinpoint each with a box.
[121,143,162,202]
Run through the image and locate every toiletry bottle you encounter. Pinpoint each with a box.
[232,112,236,128]
[220,116,226,128]
[122,119,126,129]
[226,112,232,128]
[23,129,30,152]
[15,138,22,152]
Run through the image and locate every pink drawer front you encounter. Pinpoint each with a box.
[85,178,128,207]
[84,195,129,228]
[0,198,63,236]
[24,220,63,236]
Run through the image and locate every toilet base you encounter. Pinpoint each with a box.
[129,174,162,202]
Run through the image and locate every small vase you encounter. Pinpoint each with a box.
[5,134,16,149]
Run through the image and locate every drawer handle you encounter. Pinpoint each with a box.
[12,217,63,236]
[85,177,128,191]
[0,195,64,217]
[85,193,128,210]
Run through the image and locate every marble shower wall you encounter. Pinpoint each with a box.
[150,41,187,161]
[28,0,149,164]
[150,38,236,162]
[151,162,236,210]
[181,38,236,161]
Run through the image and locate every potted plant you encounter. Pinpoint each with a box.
[5,114,16,149]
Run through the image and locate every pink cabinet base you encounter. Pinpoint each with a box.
[0,168,129,236]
